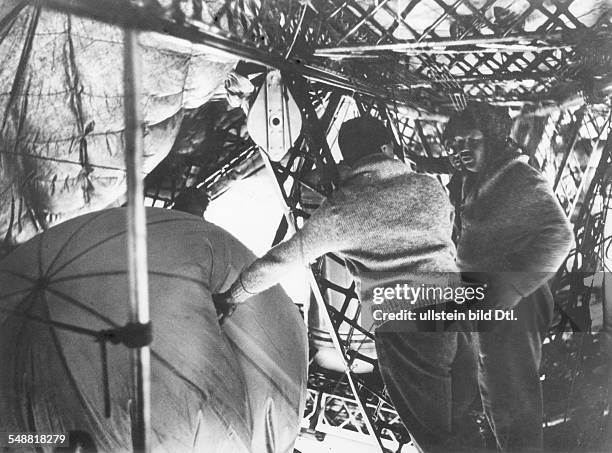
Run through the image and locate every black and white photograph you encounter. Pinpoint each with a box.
[1,1,611,452]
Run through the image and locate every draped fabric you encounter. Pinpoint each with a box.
[0,1,236,248]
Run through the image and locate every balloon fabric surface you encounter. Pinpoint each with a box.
[0,207,308,453]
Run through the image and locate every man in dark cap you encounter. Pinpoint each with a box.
[172,186,210,218]
[214,116,479,452]
[443,102,573,452]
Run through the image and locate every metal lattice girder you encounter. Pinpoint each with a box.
[533,105,612,452]
[42,0,612,111]
[307,0,612,103]
[532,105,612,222]
[144,100,258,206]
[35,0,415,108]
[498,102,612,338]
[549,105,612,335]
[302,379,409,450]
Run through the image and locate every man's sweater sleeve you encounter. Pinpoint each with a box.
[229,197,346,303]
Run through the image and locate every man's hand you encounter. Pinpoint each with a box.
[449,154,464,172]
[212,291,238,325]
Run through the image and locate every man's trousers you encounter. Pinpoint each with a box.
[375,321,479,452]
[477,286,554,452]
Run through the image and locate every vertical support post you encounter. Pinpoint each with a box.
[553,107,585,192]
[123,28,151,453]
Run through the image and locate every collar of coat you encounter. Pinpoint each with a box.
[338,154,410,185]
[472,154,530,196]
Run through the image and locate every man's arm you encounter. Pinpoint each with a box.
[503,177,574,301]
[225,197,347,304]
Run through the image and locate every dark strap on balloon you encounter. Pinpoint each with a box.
[0,308,153,347]
[0,307,152,419]
[98,337,112,418]
[96,322,152,418]
[101,322,153,348]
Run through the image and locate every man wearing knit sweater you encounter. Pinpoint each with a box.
[444,103,573,452]
[213,117,478,452]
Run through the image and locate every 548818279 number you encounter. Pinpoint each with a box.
[1,433,69,447]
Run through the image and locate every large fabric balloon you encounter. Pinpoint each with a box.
[0,208,307,453]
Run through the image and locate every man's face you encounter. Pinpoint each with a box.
[447,128,485,173]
